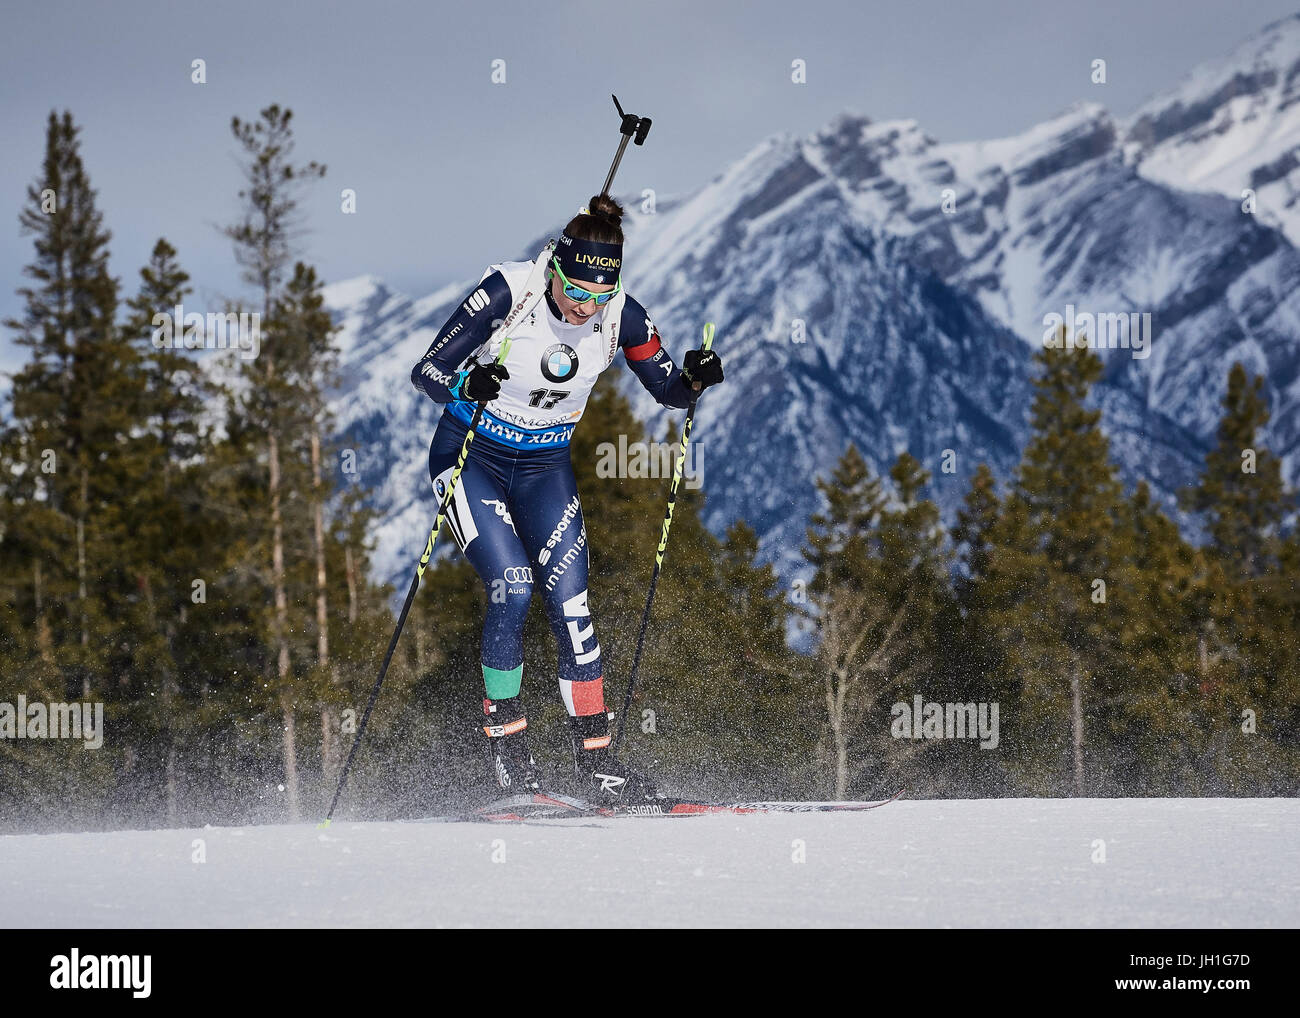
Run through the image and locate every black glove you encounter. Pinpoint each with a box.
[681,348,724,392]
[459,361,510,402]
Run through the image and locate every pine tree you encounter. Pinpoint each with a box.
[949,464,1004,696]
[270,262,345,794]
[117,238,221,823]
[1180,364,1288,577]
[952,463,999,606]
[980,338,1128,795]
[710,520,816,796]
[1,111,145,825]
[0,420,86,822]
[4,111,140,702]
[935,463,1015,796]
[800,444,949,798]
[877,453,956,793]
[1179,363,1300,792]
[802,444,882,798]
[222,105,326,820]
[1113,481,1203,792]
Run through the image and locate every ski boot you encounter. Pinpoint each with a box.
[567,710,661,802]
[481,696,540,793]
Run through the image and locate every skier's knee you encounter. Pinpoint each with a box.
[485,566,535,617]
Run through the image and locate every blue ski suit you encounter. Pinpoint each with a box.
[411,256,694,717]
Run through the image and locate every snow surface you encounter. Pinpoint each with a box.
[2,799,1296,928]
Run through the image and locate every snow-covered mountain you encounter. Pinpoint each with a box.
[790,102,1300,491]
[326,16,1300,592]
[1124,13,1300,246]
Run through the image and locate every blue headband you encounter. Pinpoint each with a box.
[555,229,622,285]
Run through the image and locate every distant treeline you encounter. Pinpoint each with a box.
[1,108,1296,834]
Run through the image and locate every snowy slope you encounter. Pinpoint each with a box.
[1124,14,1300,246]
[2,799,1296,928]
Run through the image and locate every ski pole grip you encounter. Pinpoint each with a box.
[495,337,513,365]
[701,322,715,352]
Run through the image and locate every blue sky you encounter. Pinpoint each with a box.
[2,0,1296,378]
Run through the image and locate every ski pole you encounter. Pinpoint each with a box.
[321,340,512,825]
[613,322,715,753]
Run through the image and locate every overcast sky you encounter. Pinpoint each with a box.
[2,0,1295,378]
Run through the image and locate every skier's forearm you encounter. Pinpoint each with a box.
[411,271,513,402]
[660,371,693,409]
[411,360,465,402]
[624,343,692,409]
[411,323,480,403]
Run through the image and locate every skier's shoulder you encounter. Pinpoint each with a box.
[456,261,518,320]
[481,258,537,299]
[459,257,555,325]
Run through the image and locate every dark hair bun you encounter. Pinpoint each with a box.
[564,195,625,245]
[587,194,624,227]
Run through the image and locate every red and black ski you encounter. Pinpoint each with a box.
[603,788,907,817]
[422,788,906,822]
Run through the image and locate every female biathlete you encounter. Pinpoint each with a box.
[409,195,724,803]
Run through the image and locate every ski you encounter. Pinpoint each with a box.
[412,788,906,823]
[593,788,907,817]
[473,792,593,821]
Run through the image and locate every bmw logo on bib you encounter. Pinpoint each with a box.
[541,343,579,383]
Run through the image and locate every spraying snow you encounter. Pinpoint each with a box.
[2,798,1295,928]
